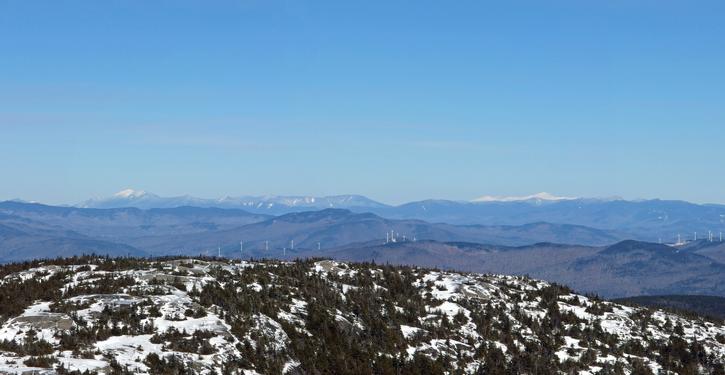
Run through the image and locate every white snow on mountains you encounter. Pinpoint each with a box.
[471,192,578,203]
[78,189,387,211]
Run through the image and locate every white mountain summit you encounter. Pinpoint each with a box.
[471,192,578,203]
[113,188,152,199]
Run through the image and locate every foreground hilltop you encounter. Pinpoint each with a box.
[0,257,723,374]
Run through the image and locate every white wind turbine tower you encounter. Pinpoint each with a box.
[240,241,243,259]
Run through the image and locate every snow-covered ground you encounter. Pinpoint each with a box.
[0,258,722,374]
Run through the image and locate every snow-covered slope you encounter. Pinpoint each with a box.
[0,258,722,374]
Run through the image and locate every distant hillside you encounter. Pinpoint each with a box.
[371,198,725,242]
[0,202,623,262]
[568,240,725,297]
[0,222,146,262]
[308,239,725,298]
[681,240,725,263]
[126,209,621,256]
[0,201,271,240]
[614,295,725,320]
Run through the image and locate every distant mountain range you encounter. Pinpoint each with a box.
[2,200,725,297]
[0,201,620,262]
[470,191,578,202]
[75,189,587,211]
[125,209,621,256]
[77,189,386,213]
[71,189,725,242]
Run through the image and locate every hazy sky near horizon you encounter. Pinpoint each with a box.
[1,1,724,205]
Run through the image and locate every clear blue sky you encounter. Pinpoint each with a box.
[1,1,724,205]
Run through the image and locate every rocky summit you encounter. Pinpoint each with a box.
[0,257,723,375]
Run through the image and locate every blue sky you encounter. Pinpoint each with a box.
[1,1,724,205]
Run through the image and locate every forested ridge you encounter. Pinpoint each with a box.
[0,256,723,374]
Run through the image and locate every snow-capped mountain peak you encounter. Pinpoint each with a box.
[471,192,577,203]
[113,188,149,199]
